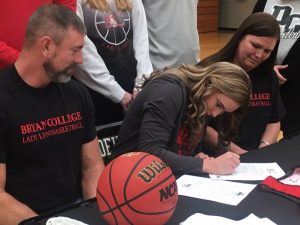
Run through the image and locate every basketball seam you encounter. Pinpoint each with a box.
[100,153,150,217]
[96,188,119,223]
[99,153,177,224]
[98,161,119,225]
[101,155,177,215]
[124,172,177,215]
[109,154,141,225]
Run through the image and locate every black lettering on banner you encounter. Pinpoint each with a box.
[98,136,117,157]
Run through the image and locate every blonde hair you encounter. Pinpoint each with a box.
[86,0,132,11]
[150,62,251,149]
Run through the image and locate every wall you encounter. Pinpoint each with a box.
[198,0,219,32]
[219,0,257,29]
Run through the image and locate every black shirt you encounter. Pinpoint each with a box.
[0,65,96,213]
[112,76,203,177]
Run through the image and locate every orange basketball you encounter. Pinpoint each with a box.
[96,152,178,225]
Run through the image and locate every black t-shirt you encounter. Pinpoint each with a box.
[0,66,96,213]
[111,76,203,177]
[234,69,286,150]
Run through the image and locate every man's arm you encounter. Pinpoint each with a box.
[0,164,37,225]
[259,122,280,148]
[81,137,105,199]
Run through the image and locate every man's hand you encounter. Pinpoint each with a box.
[202,152,240,175]
[274,64,288,85]
[120,92,132,111]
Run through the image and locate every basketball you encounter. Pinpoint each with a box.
[96,152,178,225]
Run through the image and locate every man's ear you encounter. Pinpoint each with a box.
[40,36,53,58]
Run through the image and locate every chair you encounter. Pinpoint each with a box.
[96,121,122,165]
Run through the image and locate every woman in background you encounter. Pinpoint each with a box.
[199,12,286,154]
[76,0,152,126]
[253,0,300,138]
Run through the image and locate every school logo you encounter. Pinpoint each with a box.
[95,10,131,45]
[20,112,83,144]
[271,4,300,38]
[249,92,271,107]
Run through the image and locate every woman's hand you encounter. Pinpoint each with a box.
[202,152,240,175]
[274,64,288,85]
[195,152,211,159]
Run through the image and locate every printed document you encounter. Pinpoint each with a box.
[180,213,277,225]
[177,175,256,206]
[209,163,285,180]
[281,167,300,186]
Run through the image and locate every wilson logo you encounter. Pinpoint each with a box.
[137,160,168,183]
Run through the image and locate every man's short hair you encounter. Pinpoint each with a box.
[25,4,86,47]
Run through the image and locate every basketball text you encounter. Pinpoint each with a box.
[137,160,168,183]
[159,181,178,202]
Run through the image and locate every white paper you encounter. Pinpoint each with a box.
[46,217,88,225]
[281,168,300,186]
[209,163,285,181]
[177,175,256,206]
[180,213,277,225]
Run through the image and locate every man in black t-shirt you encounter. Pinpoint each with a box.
[0,5,105,225]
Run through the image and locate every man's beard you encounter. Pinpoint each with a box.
[43,61,76,83]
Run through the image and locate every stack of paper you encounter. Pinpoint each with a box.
[46,217,88,225]
[177,175,256,206]
[209,163,285,181]
[180,213,277,225]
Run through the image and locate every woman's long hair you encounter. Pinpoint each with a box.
[198,12,280,75]
[148,62,251,149]
[85,0,132,11]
